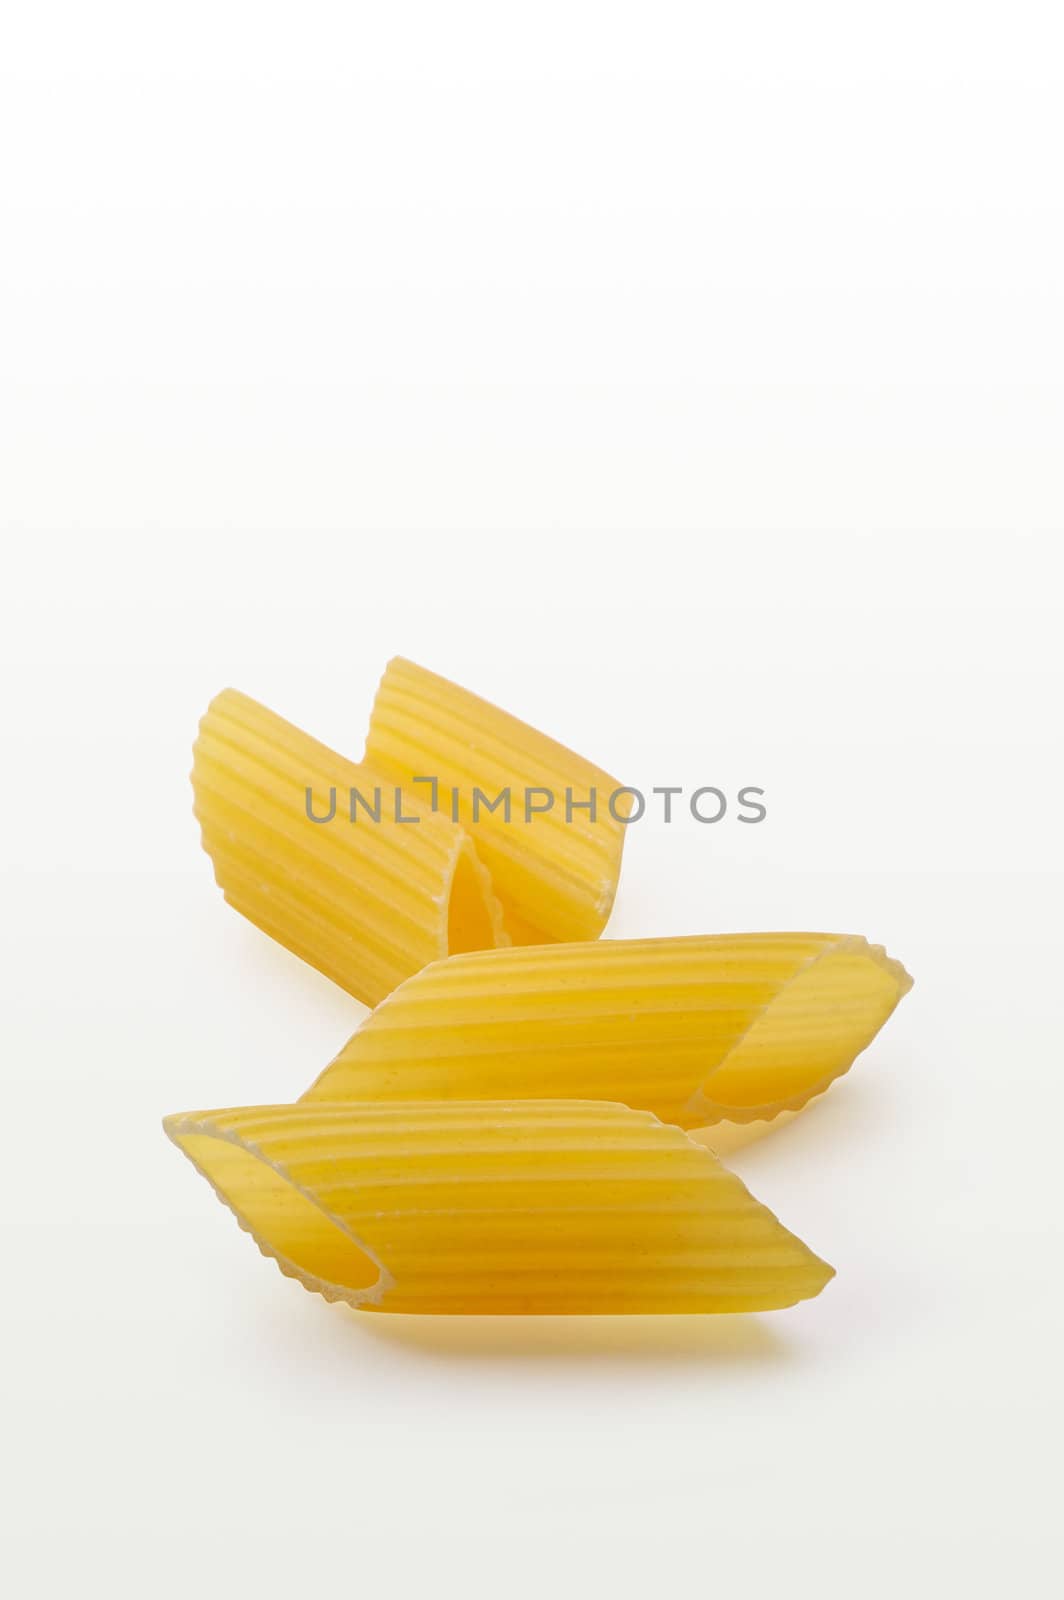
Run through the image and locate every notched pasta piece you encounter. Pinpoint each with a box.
[363,656,629,945]
[192,689,506,1008]
[164,1100,834,1314]
[305,933,913,1125]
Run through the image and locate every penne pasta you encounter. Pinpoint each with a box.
[363,657,630,945]
[164,1099,834,1314]
[192,689,506,1008]
[305,932,913,1125]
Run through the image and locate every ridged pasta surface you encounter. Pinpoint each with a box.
[364,657,628,944]
[164,1100,834,1314]
[193,689,506,1007]
[306,932,913,1124]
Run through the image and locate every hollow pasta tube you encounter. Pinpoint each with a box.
[305,932,913,1125]
[363,657,629,945]
[164,1099,834,1314]
[192,689,506,1008]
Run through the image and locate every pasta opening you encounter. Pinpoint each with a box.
[446,844,500,956]
[171,1130,385,1304]
[689,939,912,1123]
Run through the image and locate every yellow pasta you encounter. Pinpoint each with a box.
[305,932,913,1125]
[164,1099,834,1314]
[363,656,630,945]
[192,689,506,1008]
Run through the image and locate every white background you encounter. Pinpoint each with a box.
[2,7,1063,1597]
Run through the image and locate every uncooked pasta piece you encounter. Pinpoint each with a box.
[192,689,506,1008]
[363,657,629,945]
[305,933,913,1125]
[164,1099,834,1314]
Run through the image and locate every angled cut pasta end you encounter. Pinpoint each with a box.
[164,1109,394,1308]
[687,935,914,1126]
